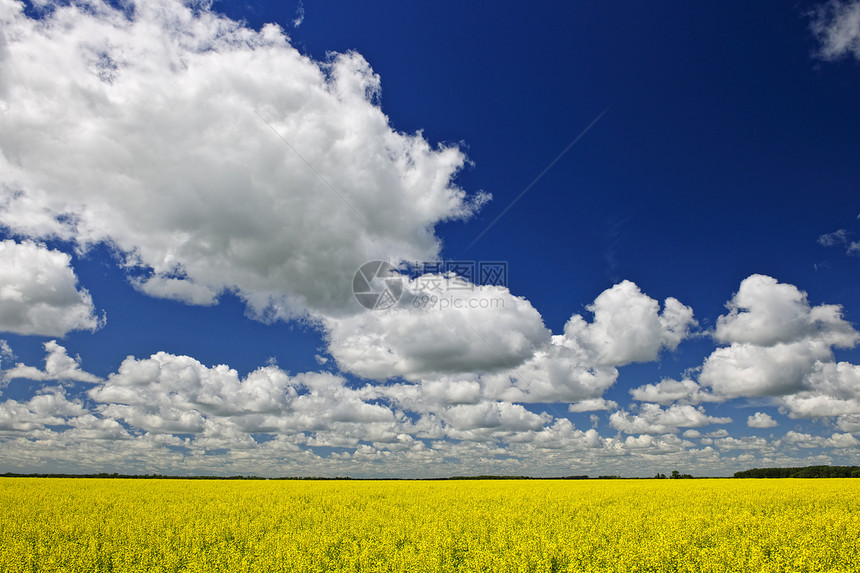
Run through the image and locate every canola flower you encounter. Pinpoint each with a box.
[0,478,858,572]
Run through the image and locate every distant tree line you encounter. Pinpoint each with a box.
[734,466,860,478]
[653,470,694,479]
[6,467,856,480]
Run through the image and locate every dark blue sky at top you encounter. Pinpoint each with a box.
[231,0,860,311]
[4,0,859,439]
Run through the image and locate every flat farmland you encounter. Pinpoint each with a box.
[1,478,858,572]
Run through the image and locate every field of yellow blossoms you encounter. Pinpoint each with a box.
[1,477,858,572]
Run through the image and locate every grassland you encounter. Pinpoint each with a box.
[1,478,858,572]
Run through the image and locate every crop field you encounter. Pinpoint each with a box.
[1,478,858,572]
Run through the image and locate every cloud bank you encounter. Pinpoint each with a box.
[2,273,858,477]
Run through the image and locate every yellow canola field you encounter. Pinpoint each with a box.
[1,478,858,573]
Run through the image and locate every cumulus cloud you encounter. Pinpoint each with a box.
[713,275,857,348]
[568,398,618,412]
[608,404,731,435]
[489,339,619,404]
[747,412,778,428]
[700,275,859,400]
[0,388,86,432]
[441,401,549,438]
[630,378,716,405]
[0,0,487,320]
[781,430,859,449]
[780,389,860,420]
[86,352,409,442]
[700,340,833,399]
[324,278,549,380]
[690,275,860,428]
[0,240,102,336]
[563,281,696,367]
[712,436,770,451]
[484,281,696,404]
[810,0,860,61]
[836,414,860,432]
[4,340,101,383]
[131,276,218,306]
[326,277,695,406]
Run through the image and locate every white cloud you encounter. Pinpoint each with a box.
[700,340,832,399]
[65,414,129,440]
[487,341,618,404]
[836,414,860,433]
[700,275,859,400]
[568,398,618,412]
[0,240,102,336]
[88,352,402,437]
[486,281,695,404]
[0,0,487,320]
[818,227,860,257]
[0,388,86,432]
[441,402,549,436]
[714,275,857,348]
[810,0,860,61]
[629,378,715,404]
[781,430,859,449]
[563,281,696,367]
[713,436,770,451]
[818,228,850,246]
[403,378,483,408]
[781,393,860,419]
[747,412,778,428]
[0,340,12,369]
[608,404,731,435]
[326,277,694,403]
[620,433,693,453]
[131,276,218,306]
[775,361,860,419]
[324,279,549,380]
[4,340,102,383]
[293,0,305,27]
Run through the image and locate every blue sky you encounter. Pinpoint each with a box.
[1,0,860,477]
